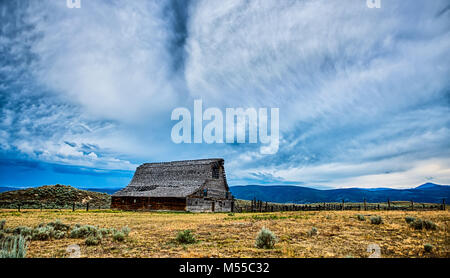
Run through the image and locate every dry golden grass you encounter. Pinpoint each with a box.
[1,209,448,258]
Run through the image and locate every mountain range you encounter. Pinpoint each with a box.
[0,183,448,204]
[229,183,449,204]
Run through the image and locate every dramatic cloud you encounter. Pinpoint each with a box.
[1,0,449,188]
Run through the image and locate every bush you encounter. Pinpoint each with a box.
[70,225,100,239]
[53,231,66,239]
[0,235,28,258]
[255,228,277,249]
[408,218,437,231]
[424,244,433,253]
[3,228,13,234]
[13,226,33,237]
[121,226,131,236]
[410,219,424,230]
[99,228,111,236]
[32,226,55,241]
[307,227,318,237]
[0,231,5,240]
[47,219,70,232]
[85,235,101,246]
[356,214,365,221]
[0,219,5,230]
[370,216,382,225]
[113,231,125,242]
[405,216,415,224]
[176,230,197,244]
[423,220,437,231]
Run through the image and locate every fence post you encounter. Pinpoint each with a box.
[443,199,446,211]
[18,204,21,212]
[387,198,391,210]
[411,200,414,210]
[86,202,89,212]
[72,202,75,212]
[40,203,43,211]
[342,200,345,210]
[364,198,367,211]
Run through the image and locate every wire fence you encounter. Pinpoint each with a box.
[234,198,446,213]
[0,201,110,211]
[0,198,446,213]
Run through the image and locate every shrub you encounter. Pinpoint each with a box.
[0,219,5,230]
[424,244,433,253]
[13,226,33,237]
[70,225,100,239]
[255,228,277,249]
[0,231,5,240]
[121,226,131,236]
[423,220,437,231]
[113,231,125,242]
[47,219,70,232]
[32,226,55,241]
[307,227,318,237]
[99,228,111,236]
[0,235,28,258]
[176,230,197,244]
[3,228,13,234]
[85,235,101,246]
[356,214,365,221]
[410,219,424,230]
[370,216,382,225]
[53,231,66,239]
[405,216,415,224]
[409,218,437,231]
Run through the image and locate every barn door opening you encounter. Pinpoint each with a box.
[211,201,215,212]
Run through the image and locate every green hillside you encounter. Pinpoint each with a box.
[0,184,111,209]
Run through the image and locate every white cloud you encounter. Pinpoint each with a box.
[1,0,449,188]
[28,0,180,122]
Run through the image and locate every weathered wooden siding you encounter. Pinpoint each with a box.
[187,197,234,212]
[111,196,186,211]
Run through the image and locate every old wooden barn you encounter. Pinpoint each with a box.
[111,158,234,212]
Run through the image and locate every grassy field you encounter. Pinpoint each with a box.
[0,209,448,258]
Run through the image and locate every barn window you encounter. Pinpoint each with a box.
[203,189,208,197]
[133,199,136,203]
[212,165,219,179]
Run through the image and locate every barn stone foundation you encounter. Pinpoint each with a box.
[187,198,234,212]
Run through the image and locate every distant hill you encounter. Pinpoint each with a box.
[0,184,111,209]
[230,183,450,204]
[78,187,121,195]
[1,183,448,207]
[0,187,21,193]
[0,186,121,195]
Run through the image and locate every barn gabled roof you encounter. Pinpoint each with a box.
[112,158,226,198]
